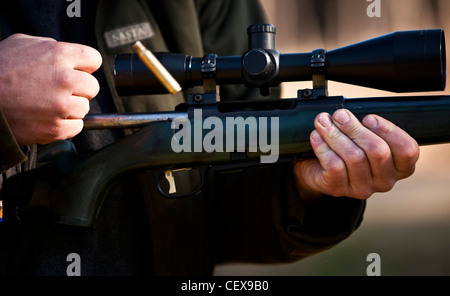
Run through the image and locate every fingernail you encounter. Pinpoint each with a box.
[310,130,323,143]
[333,109,350,125]
[318,113,332,127]
[363,115,378,130]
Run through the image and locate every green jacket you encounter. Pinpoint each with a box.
[0,0,365,275]
[0,110,26,174]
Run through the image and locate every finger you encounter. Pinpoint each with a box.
[363,114,420,178]
[56,119,85,140]
[58,42,103,73]
[315,112,372,196]
[332,109,395,192]
[51,95,90,120]
[70,70,100,99]
[32,118,84,145]
[11,33,56,42]
[54,68,100,99]
[305,130,350,197]
[50,119,84,142]
[65,95,90,119]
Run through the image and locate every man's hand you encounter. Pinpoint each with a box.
[293,109,420,200]
[0,34,102,145]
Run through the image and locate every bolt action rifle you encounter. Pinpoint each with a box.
[4,24,448,227]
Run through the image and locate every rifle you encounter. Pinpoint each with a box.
[5,24,448,227]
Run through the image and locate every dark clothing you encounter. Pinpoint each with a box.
[0,0,365,275]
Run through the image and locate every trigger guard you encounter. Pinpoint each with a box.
[150,166,208,199]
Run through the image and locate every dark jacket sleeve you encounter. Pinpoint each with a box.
[211,163,365,264]
[0,108,26,174]
[195,0,366,264]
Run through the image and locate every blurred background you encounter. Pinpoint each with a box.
[214,0,450,276]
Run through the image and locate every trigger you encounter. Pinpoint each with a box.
[164,170,177,194]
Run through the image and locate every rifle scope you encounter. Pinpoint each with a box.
[114,24,446,95]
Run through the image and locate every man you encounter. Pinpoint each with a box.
[0,0,419,275]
